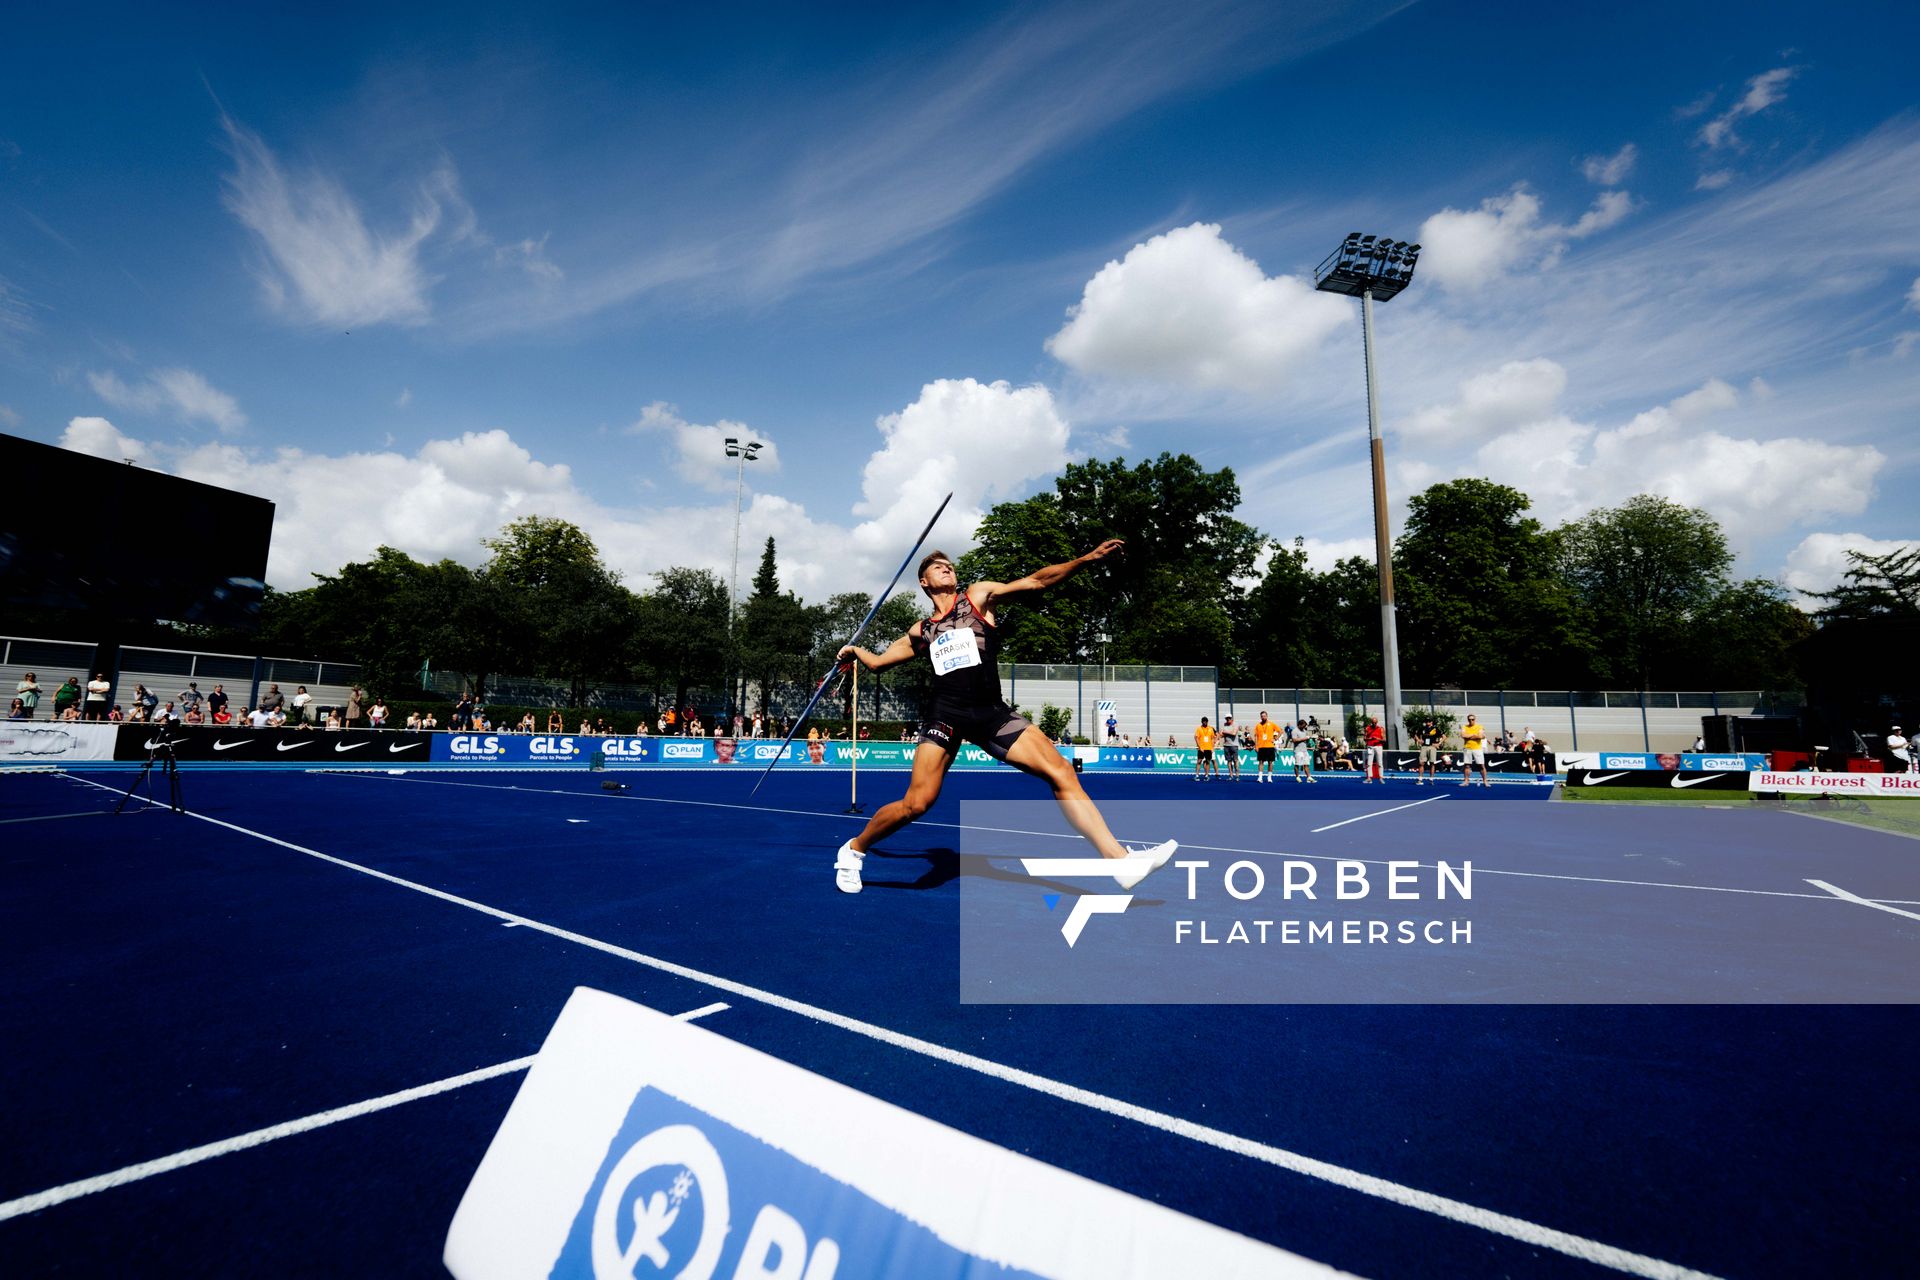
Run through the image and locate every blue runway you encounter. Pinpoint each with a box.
[2,765,1915,1278]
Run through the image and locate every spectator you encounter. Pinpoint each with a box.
[1330,737,1357,770]
[207,683,228,720]
[15,672,41,718]
[7,698,24,719]
[635,719,651,736]
[807,726,821,742]
[184,706,203,725]
[259,684,285,719]
[346,685,364,725]
[107,704,124,722]
[85,673,112,720]
[661,707,677,734]
[578,717,592,735]
[1529,735,1551,776]
[211,703,233,726]
[518,712,535,733]
[180,681,203,713]
[324,710,344,731]
[159,700,181,722]
[247,705,270,728]
[1459,713,1491,788]
[368,698,389,729]
[131,683,154,717]
[1105,713,1119,743]
[406,711,422,731]
[750,713,764,739]
[1888,725,1912,772]
[291,686,312,725]
[1289,719,1314,783]
[266,706,286,728]
[52,676,82,720]
[1691,734,1706,753]
[126,702,148,723]
[546,710,564,733]
[420,712,438,730]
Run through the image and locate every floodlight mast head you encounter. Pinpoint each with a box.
[1313,233,1422,301]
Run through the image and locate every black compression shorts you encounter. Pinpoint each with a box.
[919,705,1031,762]
[1257,747,1276,763]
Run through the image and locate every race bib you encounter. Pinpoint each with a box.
[929,627,982,675]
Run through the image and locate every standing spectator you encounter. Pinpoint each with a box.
[454,692,475,731]
[346,685,364,726]
[85,673,112,720]
[1529,735,1551,776]
[661,707,677,734]
[1459,713,1491,788]
[259,683,285,720]
[180,681,203,714]
[750,712,764,739]
[1219,716,1242,781]
[1691,734,1706,753]
[1416,717,1444,786]
[368,698,389,728]
[291,686,313,725]
[15,672,40,718]
[208,683,229,720]
[1288,718,1314,783]
[1105,711,1119,743]
[52,676,82,720]
[1193,716,1218,781]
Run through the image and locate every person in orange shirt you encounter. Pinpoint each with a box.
[1194,716,1218,780]
[1252,710,1281,783]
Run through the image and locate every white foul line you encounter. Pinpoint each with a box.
[1309,793,1449,832]
[67,777,1718,1280]
[1804,879,1920,923]
[337,770,1886,907]
[0,1002,729,1224]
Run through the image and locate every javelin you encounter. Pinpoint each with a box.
[749,492,953,798]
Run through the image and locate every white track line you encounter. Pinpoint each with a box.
[1309,793,1449,832]
[65,776,1716,1280]
[331,771,1890,907]
[0,810,114,825]
[0,1002,729,1223]
[1804,879,1920,923]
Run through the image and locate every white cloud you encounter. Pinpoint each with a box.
[853,377,1072,558]
[89,367,248,433]
[1700,66,1797,150]
[1402,358,1567,440]
[1908,276,1920,311]
[1416,186,1636,292]
[1402,366,1883,540]
[395,387,412,408]
[627,402,783,494]
[1045,223,1350,392]
[1695,169,1736,191]
[0,403,20,428]
[1294,536,1374,572]
[51,378,1074,603]
[1783,531,1920,603]
[1581,143,1637,186]
[219,115,455,327]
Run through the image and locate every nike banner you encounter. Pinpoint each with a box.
[1565,768,1747,790]
[112,725,434,762]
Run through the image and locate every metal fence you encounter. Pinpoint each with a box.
[2,635,364,719]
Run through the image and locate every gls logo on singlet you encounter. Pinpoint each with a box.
[929,627,981,675]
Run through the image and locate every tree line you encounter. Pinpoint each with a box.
[236,455,1914,708]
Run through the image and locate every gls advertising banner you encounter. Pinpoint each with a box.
[113,725,434,763]
[445,990,1325,1280]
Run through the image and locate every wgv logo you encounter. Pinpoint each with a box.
[531,735,578,756]
[450,734,504,756]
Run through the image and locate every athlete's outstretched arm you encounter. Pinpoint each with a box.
[839,628,919,673]
[975,538,1124,607]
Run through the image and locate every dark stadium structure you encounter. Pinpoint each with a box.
[0,434,274,635]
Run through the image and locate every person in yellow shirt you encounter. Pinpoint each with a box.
[1459,713,1491,788]
[1194,716,1218,780]
[1252,710,1281,783]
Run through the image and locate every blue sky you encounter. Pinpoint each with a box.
[3,0,1916,607]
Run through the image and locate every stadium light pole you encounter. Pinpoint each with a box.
[1314,233,1421,749]
[725,437,764,720]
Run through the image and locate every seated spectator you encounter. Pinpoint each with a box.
[211,706,233,726]
[368,699,389,728]
[578,718,592,735]
[807,726,821,742]
[248,705,270,728]
[7,698,24,719]
[108,704,124,722]
[126,703,147,723]
[61,705,81,722]
[324,711,344,730]
[518,712,535,733]
[1331,738,1357,770]
[635,719,651,736]
[266,707,286,727]
[547,710,563,733]
[406,711,422,731]
[160,700,181,722]
[184,707,203,725]
[420,712,438,730]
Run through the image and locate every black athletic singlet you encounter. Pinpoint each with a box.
[911,587,1029,760]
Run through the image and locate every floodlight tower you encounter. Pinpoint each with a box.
[725,437,764,717]
[1314,233,1421,749]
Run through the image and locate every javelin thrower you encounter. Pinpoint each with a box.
[830,540,1176,894]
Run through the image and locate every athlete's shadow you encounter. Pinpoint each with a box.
[862,847,1170,907]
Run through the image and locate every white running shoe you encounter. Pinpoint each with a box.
[1112,838,1178,890]
[834,840,865,894]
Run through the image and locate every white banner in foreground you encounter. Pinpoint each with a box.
[1748,770,1920,797]
[0,721,117,764]
[446,988,1341,1280]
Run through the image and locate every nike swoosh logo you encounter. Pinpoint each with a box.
[276,740,315,752]
[388,742,422,753]
[213,739,252,751]
[143,737,167,750]
[1581,772,1629,785]
[1671,774,1718,788]
[334,742,369,753]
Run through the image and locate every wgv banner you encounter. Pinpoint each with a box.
[114,725,434,763]
[444,989,1328,1280]
[0,721,117,765]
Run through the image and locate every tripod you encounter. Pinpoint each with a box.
[117,728,185,815]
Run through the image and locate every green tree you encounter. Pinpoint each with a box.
[1395,479,1592,687]
[634,567,730,712]
[481,515,638,704]
[1681,578,1812,690]
[1560,495,1733,688]
[1813,545,1920,621]
[957,453,1262,668]
[736,539,818,717]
